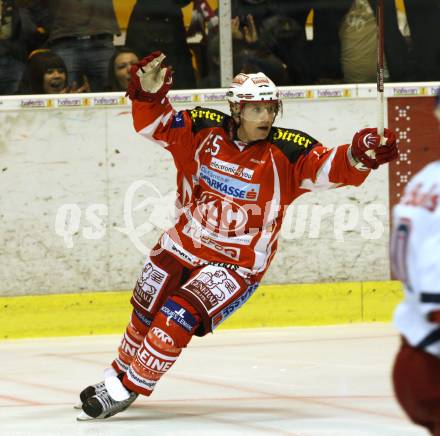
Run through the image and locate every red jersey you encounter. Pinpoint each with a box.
[132,98,369,281]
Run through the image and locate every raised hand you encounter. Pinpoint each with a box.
[126,51,173,102]
[242,14,258,44]
[71,76,90,93]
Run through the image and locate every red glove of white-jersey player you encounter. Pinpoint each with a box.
[349,127,398,170]
[126,51,173,102]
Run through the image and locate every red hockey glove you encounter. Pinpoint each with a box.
[126,51,173,102]
[375,129,398,165]
[350,127,398,170]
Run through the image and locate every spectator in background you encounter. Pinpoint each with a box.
[186,0,218,82]
[405,0,440,81]
[17,49,90,94]
[299,0,349,84]
[231,0,273,32]
[231,14,289,85]
[200,14,289,88]
[105,47,139,92]
[258,13,311,85]
[125,0,196,90]
[192,0,292,87]
[338,0,409,83]
[45,0,119,92]
[275,0,410,84]
[187,0,218,39]
[339,0,379,83]
[230,1,292,85]
[0,0,47,95]
[198,33,221,88]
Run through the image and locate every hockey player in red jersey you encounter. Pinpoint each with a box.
[76,51,398,420]
[391,93,440,435]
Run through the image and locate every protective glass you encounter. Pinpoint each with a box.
[240,102,278,122]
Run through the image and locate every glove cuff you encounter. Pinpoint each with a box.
[347,145,370,171]
[125,81,166,103]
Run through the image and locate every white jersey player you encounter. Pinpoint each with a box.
[392,93,440,435]
[392,162,440,353]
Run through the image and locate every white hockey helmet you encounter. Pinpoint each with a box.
[226,72,280,105]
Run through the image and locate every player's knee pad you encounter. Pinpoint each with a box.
[123,297,201,395]
[112,309,153,373]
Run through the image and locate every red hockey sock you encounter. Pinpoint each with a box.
[111,309,152,373]
[123,296,200,395]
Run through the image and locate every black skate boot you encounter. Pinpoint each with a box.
[77,376,138,420]
[74,381,106,409]
[74,367,118,409]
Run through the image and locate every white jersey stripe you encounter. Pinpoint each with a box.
[138,111,174,148]
[252,150,281,272]
[123,331,140,347]
[178,175,193,209]
[141,338,178,362]
[300,147,343,191]
[194,133,211,177]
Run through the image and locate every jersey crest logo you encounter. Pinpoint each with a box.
[171,111,185,128]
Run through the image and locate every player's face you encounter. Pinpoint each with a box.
[238,101,277,142]
[114,52,139,90]
[43,68,66,93]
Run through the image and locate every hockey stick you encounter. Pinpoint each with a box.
[376,0,385,139]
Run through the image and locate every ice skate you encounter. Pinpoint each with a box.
[74,367,118,409]
[77,375,138,420]
[73,380,106,409]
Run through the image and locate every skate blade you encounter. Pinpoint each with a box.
[76,410,96,421]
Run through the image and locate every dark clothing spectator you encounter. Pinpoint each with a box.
[0,54,24,94]
[46,0,119,92]
[230,1,308,85]
[125,0,196,90]
[0,0,46,94]
[198,33,221,88]
[259,14,311,85]
[200,16,289,88]
[405,0,440,81]
[231,0,273,32]
[186,0,218,81]
[275,0,410,84]
[367,0,410,82]
[0,0,25,94]
[47,0,118,42]
[234,43,290,85]
[320,0,408,83]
